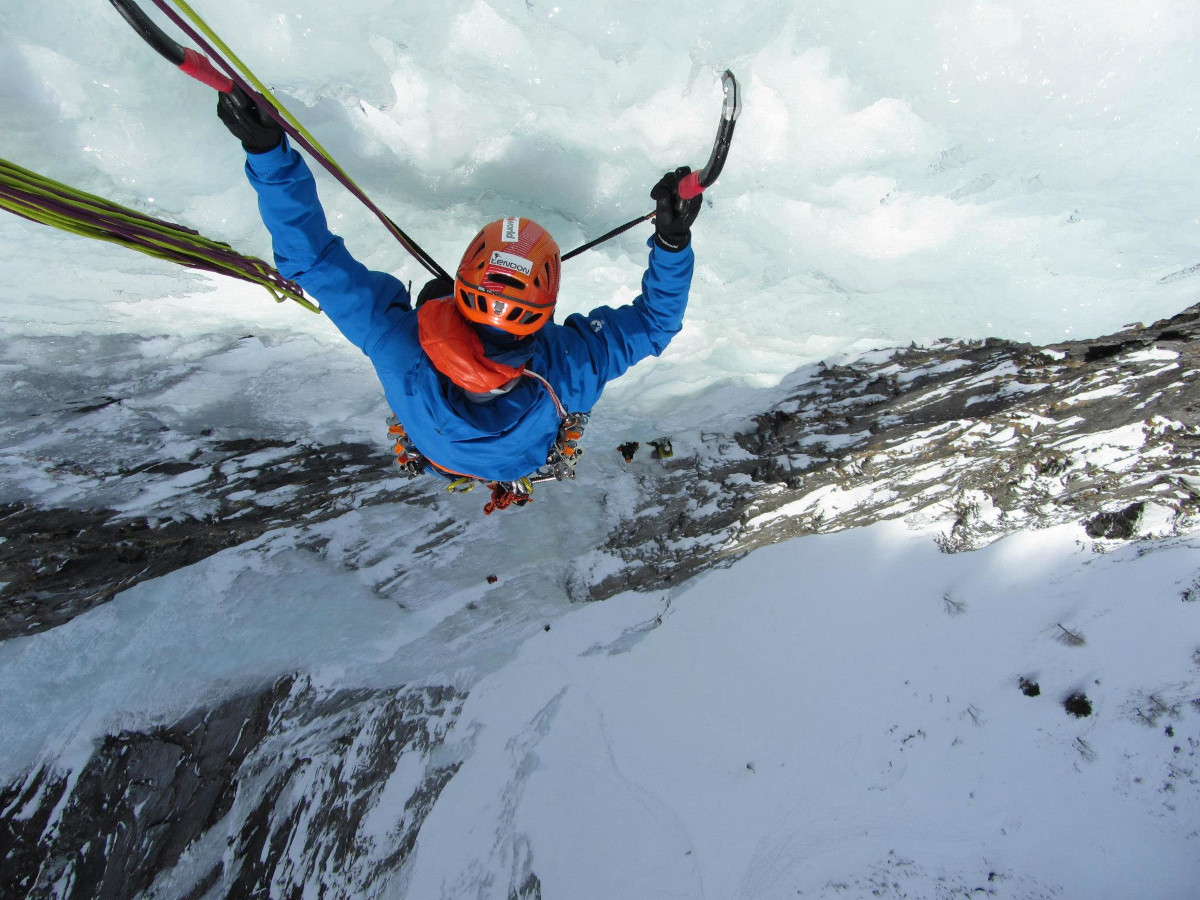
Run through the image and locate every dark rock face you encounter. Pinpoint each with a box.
[586,305,1200,599]
[2,683,279,900]
[1085,502,1146,539]
[509,871,543,899]
[0,439,423,642]
[1,678,465,900]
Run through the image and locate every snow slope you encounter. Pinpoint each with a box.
[405,522,1199,899]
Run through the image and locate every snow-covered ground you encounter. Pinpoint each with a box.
[7,514,1196,897]
[406,521,1200,899]
[2,0,1199,896]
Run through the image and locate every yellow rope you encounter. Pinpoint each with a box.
[0,157,319,312]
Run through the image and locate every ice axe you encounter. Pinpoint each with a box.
[562,69,742,261]
[105,0,248,105]
[677,69,742,206]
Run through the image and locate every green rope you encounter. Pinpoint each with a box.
[0,157,318,312]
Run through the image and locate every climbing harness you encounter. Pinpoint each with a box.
[386,370,588,515]
[389,297,587,513]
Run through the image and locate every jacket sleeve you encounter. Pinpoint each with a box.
[243,139,411,355]
[551,237,694,411]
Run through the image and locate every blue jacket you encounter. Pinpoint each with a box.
[244,140,695,482]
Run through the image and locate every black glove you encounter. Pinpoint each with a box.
[650,166,703,252]
[217,86,284,154]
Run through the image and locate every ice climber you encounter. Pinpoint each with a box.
[217,87,700,507]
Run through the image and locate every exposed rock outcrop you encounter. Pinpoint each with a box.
[0,678,465,900]
[0,439,415,641]
[7,308,1200,632]
[586,306,1200,598]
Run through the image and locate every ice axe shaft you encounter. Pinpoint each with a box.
[107,0,235,94]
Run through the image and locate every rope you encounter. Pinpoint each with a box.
[151,0,451,282]
[0,157,316,311]
[561,211,654,262]
[521,369,570,420]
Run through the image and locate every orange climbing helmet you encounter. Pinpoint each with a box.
[454,217,560,337]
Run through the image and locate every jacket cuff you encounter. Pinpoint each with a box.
[647,235,694,259]
[653,232,691,253]
[244,135,292,175]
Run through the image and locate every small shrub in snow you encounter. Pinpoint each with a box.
[1055,623,1086,647]
[1064,692,1093,718]
[934,495,986,553]
[942,593,967,616]
[1181,574,1200,602]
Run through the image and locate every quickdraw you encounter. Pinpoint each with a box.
[386,372,589,514]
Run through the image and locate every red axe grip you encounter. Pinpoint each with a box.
[677,171,703,200]
[180,48,235,93]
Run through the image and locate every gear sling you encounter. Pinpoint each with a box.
[387,367,588,514]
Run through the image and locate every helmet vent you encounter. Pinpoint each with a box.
[461,289,487,313]
[489,273,526,291]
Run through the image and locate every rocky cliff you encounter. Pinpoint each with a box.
[2,302,1198,898]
